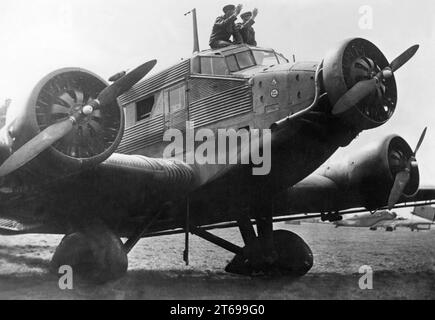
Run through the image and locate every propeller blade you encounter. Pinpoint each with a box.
[332,78,377,115]
[387,170,411,210]
[98,59,157,106]
[389,45,419,72]
[413,127,427,156]
[0,118,74,177]
[108,71,127,82]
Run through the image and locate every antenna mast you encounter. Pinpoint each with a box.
[185,8,200,53]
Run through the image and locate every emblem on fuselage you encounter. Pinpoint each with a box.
[270,89,279,98]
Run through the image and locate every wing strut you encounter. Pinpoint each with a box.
[183,198,190,266]
[123,208,164,254]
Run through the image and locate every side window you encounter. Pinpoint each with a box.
[226,55,239,72]
[152,92,164,115]
[165,84,186,113]
[136,96,155,121]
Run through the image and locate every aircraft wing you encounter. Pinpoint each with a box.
[273,134,435,218]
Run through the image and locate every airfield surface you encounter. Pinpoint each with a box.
[0,222,434,300]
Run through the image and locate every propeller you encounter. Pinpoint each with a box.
[332,45,419,115]
[0,59,157,177]
[387,127,427,209]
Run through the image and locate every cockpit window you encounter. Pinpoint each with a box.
[226,55,239,72]
[222,49,288,73]
[276,53,289,64]
[235,51,256,70]
[200,57,229,75]
[252,50,280,66]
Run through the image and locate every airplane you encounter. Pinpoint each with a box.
[0,10,434,283]
[372,206,435,231]
[333,210,397,228]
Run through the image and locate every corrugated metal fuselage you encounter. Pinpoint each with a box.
[108,54,348,224]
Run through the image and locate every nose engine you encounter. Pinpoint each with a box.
[322,38,417,130]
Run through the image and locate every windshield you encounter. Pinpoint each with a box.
[252,50,279,66]
[235,51,256,70]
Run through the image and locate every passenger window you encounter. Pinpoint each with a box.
[166,85,186,113]
[226,55,239,72]
[201,57,229,75]
[136,96,155,121]
[152,92,164,115]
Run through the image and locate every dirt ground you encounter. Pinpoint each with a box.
[0,222,434,300]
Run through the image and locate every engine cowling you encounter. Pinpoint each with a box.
[9,68,124,177]
[324,135,419,210]
[323,38,397,130]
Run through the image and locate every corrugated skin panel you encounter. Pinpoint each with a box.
[103,154,194,187]
[189,77,246,102]
[116,114,164,154]
[118,60,191,106]
[190,84,252,128]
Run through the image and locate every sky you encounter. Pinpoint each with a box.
[0,0,434,194]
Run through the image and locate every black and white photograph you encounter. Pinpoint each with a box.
[0,0,434,303]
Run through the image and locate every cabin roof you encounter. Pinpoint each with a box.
[196,44,277,57]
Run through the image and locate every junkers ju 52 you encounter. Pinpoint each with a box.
[0,11,431,282]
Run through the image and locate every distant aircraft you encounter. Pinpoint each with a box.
[373,206,435,231]
[334,211,397,228]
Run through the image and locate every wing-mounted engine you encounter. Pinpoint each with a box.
[0,60,157,179]
[18,68,124,176]
[323,135,420,210]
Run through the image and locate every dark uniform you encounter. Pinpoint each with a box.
[237,13,257,46]
[209,6,243,49]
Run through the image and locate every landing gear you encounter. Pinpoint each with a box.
[225,230,313,277]
[50,224,128,283]
[223,203,313,277]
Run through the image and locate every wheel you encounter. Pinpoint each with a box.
[50,224,128,283]
[225,230,313,277]
[272,230,313,277]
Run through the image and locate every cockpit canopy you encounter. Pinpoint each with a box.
[192,45,289,76]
